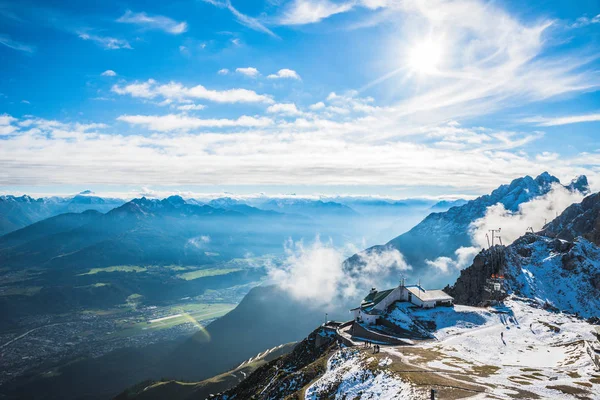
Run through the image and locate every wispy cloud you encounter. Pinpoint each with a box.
[111,79,274,104]
[276,0,355,25]
[267,68,301,80]
[0,34,35,53]
[571,13,600,29]
[520,113,600,126]
[202,0,279,38]
[350,0,600,127]
[177,104,206,111]
[78,32,131,49]
[117,114,273,131]
[101,70,117,77]
[116,10,188,35]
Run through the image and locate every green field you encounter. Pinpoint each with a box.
[113,303,236,337]
[176,268,242,281]
[79,266,147,275]
[0,286,42,296]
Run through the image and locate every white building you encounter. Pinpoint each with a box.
[351,283,453,324]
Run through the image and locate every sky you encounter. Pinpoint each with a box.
[1,0,599,199]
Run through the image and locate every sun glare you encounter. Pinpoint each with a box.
[407,37,444,75]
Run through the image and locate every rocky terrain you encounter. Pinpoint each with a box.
[447,190,600,317]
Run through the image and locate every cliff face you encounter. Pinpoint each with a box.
[446,233,600,317]
[444,245,507,306]
[213,328,338,399]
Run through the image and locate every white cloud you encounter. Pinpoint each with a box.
[112,79,274,104]
[236,67,260,77]
[469,184,586,248]
[202,0,278,38]
[78,33,132,50]
[520,113,600,126]
[0,34,35,53]
[267,237,410,305]
[309,101,325,110]
[0,114,18,136]
[117,10,188,34]
[117,114,273,131]
[425,247,479,274]
[218,68,230,75]
[176,104,206,111]
[0,113,599,189]
[267,68,301,80]
[266,103,302,115]
[276,0,355,25]
[101,70,117,77]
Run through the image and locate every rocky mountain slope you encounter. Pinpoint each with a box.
[114,342,296,400]
[346,172,589,287]
[447,191,600,318]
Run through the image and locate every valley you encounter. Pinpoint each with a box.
[0,281,252,388]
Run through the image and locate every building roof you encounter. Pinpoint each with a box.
[350,288,394,313]
[406,286,453,302]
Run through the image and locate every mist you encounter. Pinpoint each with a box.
[266,236,410,307]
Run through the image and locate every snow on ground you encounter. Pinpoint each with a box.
[391,301,496,340]
[391,298,600,399]
[508,236,600,318]
[305,349,415,400]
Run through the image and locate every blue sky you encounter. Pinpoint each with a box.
[1,0,599,199]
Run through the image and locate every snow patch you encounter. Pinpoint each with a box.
[305,349,414,399]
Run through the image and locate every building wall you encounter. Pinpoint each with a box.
[352,309,379,324]
[410,295,424,307]
[373,286,405,312]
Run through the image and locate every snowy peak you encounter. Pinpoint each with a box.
[534,171,560,190]
[567,175,590,195]
[0,194,39,203]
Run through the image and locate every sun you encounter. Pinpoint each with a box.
[407,37,444,75]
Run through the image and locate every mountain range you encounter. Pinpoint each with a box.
[345,172,590,287]
[0,193,124,235]
[115,186,600,400]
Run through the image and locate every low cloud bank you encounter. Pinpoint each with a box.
[425,184,586,274]
[267,237,410,306]
[469,184,585,248]
[425,246,480,274]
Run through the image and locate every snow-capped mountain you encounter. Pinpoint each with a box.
[345,172,589,287]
